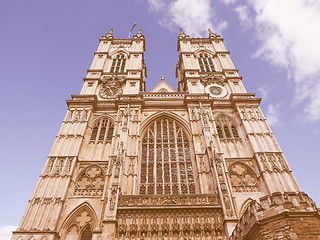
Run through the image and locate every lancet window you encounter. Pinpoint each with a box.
[90,118,114,143]
[80,226,93,240]
[139,117,196,195]
[110,53,126,73]
[198,53,215,73]
[215,114,239,139]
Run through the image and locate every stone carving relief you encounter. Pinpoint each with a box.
[116,209,224,239]
[258,153,289,173]
[214,154,234,217]
[118,194,219,207]
[66,108,88,122]
[229,162,259,192]
[200,73,226,87]
[43,157,73,177]
[74,165,105,196]
[239,106,264,121]
[99,75,125,99]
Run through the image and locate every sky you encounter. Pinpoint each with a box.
[1,0,320,239]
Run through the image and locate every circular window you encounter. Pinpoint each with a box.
[205,84,227,98]
[99,86,119,99]
[209,86,222,96]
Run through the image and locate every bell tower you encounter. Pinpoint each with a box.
[12,28,320,240]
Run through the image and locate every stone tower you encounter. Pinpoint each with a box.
[12,29,320,240]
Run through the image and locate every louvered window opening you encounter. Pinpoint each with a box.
[90,118,114,143]
[110,54,126,73]
[139,118,196,195]
[198,53,215,73]
[216,126,239,139]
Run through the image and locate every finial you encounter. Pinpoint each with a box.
[161,76,165,81]
[106,28,113,38]
[179,29,186,38]
[208,28,219,38]
[134,28,144,38]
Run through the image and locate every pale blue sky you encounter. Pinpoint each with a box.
[1,0,319,238]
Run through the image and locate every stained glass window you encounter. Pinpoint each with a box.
[139,117,196,195]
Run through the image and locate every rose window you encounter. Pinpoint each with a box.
[209,86,222,96]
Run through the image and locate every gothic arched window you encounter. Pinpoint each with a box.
[215,114,239,139]
[90,118,114,143]
[139,117,196,195]
[80,225,93,240]
[198,53,215,73]
[110,53,126,73]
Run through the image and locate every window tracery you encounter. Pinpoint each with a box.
[198,53,215,73]
[139,117,196,195]
[74,165,105,196]
[229,162,259,192]
[64,207,95,240]
[110,53,126,73]
[90,118,114,143]
[215,114,239,139]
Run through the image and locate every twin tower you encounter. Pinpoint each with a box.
[12,29,320,240]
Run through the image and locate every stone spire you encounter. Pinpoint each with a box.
[208,28,219,38]
[133,28,144,38]
[178,29,188,38]
[106,28,113,39]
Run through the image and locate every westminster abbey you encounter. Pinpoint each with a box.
[11,29,320,240]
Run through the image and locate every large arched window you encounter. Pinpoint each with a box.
[139,117,196,195]
[90,118,114,143]
[110,53,126,73]
[198,53,215,73]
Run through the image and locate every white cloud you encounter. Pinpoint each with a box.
[147,0,165,12]
[220,0,320,121]
[249,0,320,121]
[219,0,237,4]
[234,5,253,29]
[257,84,270,100]
[146,0,227,37]
[266,104,280,126]
[0,225,16,240]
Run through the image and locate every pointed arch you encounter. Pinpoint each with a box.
[60,202,98,239]
[214,113,240,139]
[195,50,216,73]
[139,112,197,195]
[194,49,216,57]
[74,164,105,196]
[228,162,259,192]
[109,49,130,58]
[239,198,254,217]
[89,115,115,143]
[80,225,93,240]
[89,114,115,128]
[140,111,192,140]
[109,51,128,73]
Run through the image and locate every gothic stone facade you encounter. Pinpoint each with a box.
[12,29,320,240]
